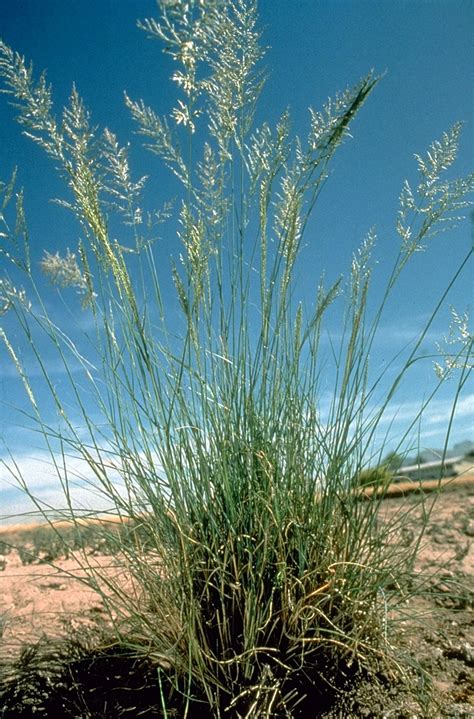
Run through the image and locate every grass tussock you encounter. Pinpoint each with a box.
[0,1,472,715]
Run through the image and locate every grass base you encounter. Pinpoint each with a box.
[0,631,429,718]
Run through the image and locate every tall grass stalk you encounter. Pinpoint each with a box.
[0,1,473,715]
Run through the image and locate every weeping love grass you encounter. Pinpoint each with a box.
[0,1,473,715]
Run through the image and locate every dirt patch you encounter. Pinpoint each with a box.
[0,551,125,657]
[376,480,474,717]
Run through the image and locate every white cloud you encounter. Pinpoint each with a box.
[318,315,442,349]
[0,450,127,526]
[424,393,474,426]
[375,321,441,345]
[367,392,473,455]
[307,386,473,461]
[0,356,96,380]
[373,392,474,428]
[0,445,167,526]
[0,485,119,526]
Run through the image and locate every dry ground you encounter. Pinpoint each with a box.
[376,478,474,717]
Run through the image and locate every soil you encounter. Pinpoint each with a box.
[378,479,474,718]
[0,478,473,718]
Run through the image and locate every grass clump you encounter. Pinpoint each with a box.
[0,1,473,715]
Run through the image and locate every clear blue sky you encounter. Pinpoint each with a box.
[0,0,472,521]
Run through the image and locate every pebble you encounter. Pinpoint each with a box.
[463,520,474,537]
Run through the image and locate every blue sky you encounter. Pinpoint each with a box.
[0,0,472,522]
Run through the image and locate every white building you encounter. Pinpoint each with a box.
[394,455,469,482]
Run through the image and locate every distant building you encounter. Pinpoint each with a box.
[394,455,468,482]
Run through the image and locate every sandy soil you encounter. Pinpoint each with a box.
[0,552,123,657]
[0,477,473,716]
[377,478,474,716]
